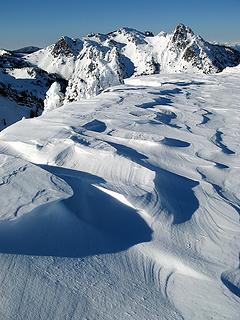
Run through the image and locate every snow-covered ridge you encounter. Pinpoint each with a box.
[0,49,11,56]
[23,24,240,106]
[25,24,240,80]
[0,72,239,319]
[1,24,240,129]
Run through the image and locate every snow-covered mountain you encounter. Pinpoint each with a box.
[0,49,67,129]
[24,25,240,86]
[1,24,240,129]
[0,23,240,319]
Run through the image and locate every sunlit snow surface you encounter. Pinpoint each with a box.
[0,71,239,319]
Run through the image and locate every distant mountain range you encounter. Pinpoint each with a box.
[0,24,240,129]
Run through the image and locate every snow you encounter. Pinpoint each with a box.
[0,96,30,130]
[64,43,124,101]
[25,37,83,80]
[0,154,72,221]
[0,67,54,102]
[44,82,64,112]
[0,49,10,56]
[0,70,239,319]
[21,25,240,108]
[7,67,37,79]
[26,46,76,80]
[221,64,240,73]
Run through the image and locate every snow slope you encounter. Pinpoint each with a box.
[25,36,83,80]
[0,96,30,130]
[0,70,239,319]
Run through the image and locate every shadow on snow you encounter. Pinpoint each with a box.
[108,142,199,224]
[0,166,152,258]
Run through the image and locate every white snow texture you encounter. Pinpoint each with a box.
[0,23,240,320]
[0,70,239,319]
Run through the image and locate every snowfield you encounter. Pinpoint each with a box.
[0,71,239,319]
[0,96,30,131]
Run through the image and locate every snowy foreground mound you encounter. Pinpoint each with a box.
[0,72,239,319]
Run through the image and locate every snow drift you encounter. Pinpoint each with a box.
[0,70,239,319]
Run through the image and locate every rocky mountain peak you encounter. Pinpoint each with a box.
[51,36,82,58]
[172,23,195,49]
[52,36,73,57]
[112,27,147,45]
[1,23,240,120]
[173,23,194,37]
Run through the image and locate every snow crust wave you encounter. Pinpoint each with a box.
[0,71,239,319]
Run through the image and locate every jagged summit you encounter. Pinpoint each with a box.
[173,23,195,35]
[52,36,83,57]
[25,24,240,77]
[172,23,196,47]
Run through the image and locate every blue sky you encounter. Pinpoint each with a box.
[1,0,240,49]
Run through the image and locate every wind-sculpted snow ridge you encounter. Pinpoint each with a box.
[0,71,239,319]
[0,154,72,221]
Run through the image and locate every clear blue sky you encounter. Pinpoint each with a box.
[1,0,240,49]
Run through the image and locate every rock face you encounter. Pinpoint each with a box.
[0,50,64,117]
[1,23,240,121]
[51,36,82,58]
[65,43,124,101]
[163,24,240,73]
